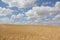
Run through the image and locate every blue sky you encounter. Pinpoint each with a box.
[0,0,60,25]
[36,0,60,6]
[0,0,60,7]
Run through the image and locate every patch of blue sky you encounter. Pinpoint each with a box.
[36,0,60,7]
[10,7,32,15]
[0,0,8,8]
[0,0,32,16]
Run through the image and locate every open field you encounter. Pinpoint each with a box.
[0,24,60,40]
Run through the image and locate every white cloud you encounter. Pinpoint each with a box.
[10,13,24,19]
[0,7,13,16]
[10,15,16,23]
[25,1,60,25]
[15,22,28,24]
[0,18,10,24]
[2,0,36,8]
[53,15,60,20]
[25,6,51,21]
[0,7,13,24]
[10,13,24,23]
[55,1,60,9]
[16,13,24,18]
[25,6,51,20]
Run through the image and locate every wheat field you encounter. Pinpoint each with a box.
[0,24,60,40]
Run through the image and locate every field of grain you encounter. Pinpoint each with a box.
[0,24,60,40]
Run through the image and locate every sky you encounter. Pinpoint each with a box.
[0,0,60,25]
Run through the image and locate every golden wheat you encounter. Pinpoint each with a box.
[0,24,60,40]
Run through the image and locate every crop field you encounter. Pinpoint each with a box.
[0,24,60,40]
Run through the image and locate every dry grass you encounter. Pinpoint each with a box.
[0,24,60,40]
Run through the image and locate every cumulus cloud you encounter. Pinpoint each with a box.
[10,13,24,19]
[2,0,36,8]
[0,7,13,16]
[10,13,24,23]
[53,15,60,20]
[16,13,24,18]
[0,18,10,24]
[25,6,51,22]
[25,1,60,25]
[10,15,16,23]
[55,1,60,9]
[25,6,51,20]
[0,7,13,24]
